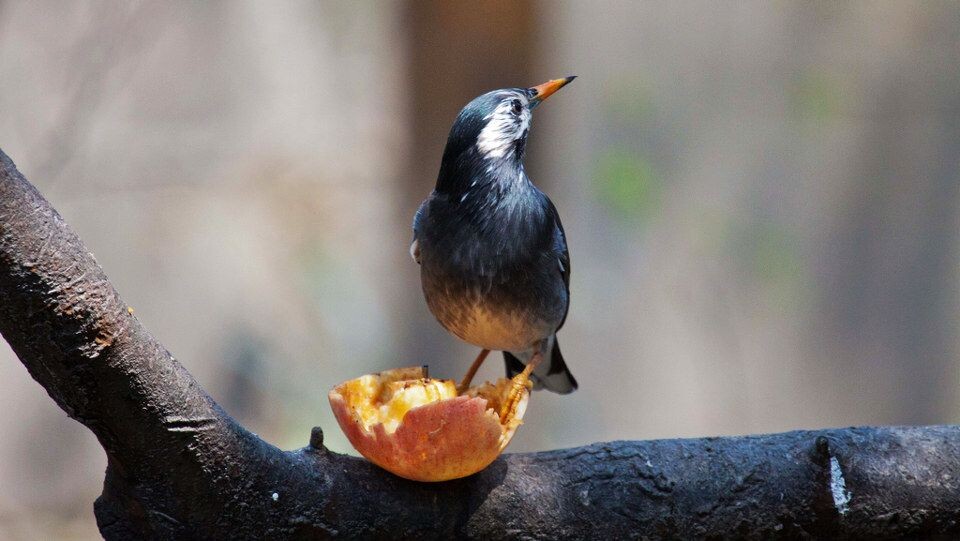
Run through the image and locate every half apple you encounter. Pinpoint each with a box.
[328,366,528,482]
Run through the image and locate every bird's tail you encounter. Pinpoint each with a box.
[504,337,577,394]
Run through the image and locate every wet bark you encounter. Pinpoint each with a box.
[1,148,958,539]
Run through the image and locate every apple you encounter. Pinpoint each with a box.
[329,366,529,482]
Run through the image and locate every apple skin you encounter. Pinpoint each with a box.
[329,369,528,482]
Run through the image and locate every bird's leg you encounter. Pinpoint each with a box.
[499,350,541,422]
[457,349,490,394]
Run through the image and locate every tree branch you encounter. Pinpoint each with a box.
[0,148,958,539]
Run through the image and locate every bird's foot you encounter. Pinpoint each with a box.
[499,373,532,423]
[498,348,542,422]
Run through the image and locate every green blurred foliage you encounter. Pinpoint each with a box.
[593,148,662,223]
[741,220,808,310]
[592,79,666,224]
[790,69,844,123]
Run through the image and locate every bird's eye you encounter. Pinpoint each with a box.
[511,99,523,115]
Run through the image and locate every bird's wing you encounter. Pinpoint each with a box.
[547,198,571,330]
[409,238,420,264]
[410,199,426,265]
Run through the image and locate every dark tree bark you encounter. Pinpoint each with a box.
[1,147,959,539]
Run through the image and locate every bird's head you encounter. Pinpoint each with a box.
[436,77,575,194]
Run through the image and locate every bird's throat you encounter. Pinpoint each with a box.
[436,146,527,202]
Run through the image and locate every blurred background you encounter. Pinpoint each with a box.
[1,1,958,538]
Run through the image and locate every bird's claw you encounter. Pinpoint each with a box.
[499,373,532,422]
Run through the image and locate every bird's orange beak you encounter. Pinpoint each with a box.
[529,76,576,108]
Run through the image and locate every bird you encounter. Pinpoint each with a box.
[410,77,577,417]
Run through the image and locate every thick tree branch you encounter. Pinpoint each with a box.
[0,148,958,539]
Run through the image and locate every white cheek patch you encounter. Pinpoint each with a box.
[476,101,530,159]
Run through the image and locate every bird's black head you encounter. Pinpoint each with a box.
[435,77,575,195]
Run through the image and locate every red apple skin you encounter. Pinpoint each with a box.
[330,393,506,482]
[328,369,528,482]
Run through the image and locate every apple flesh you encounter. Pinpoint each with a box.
[328,366,529,482]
